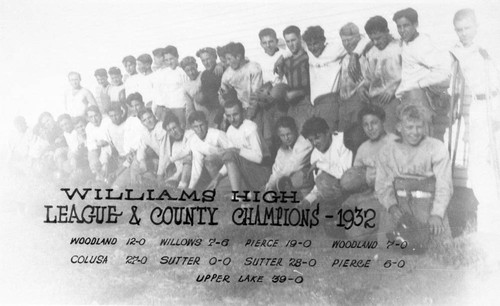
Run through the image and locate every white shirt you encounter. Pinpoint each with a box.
[136,121,167,165]
[305,133,352,203]
[86,117,112,165]
[221,61,263,109]
[254,48,287,85]
[152,67,190,109]
[125,73,154,103]
[157,129,195,179]
[396,34,451,97]
[105,116,146,157]
[267,135,313,188]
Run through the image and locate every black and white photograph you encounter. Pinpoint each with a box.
[1,0,499,304]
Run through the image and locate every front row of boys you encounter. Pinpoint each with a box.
[87,92,450,243]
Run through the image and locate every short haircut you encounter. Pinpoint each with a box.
[137,108,154,120]
[107,102,123,114]
[302,26,326,43]
[162,112,181,130]
[223,42,245,59]
[357,104,386,123]
[122,55,136,65]
[339,22,360,36]
[454,8,477,25]
[73,116,87,127]
[57,113,72,124]
[275,116,298,133]
[301,117,329,138]
[68,71,81,79]
[108,66,121,75]
[196,47,217,58]
[137,54,153,65]
[365,16,389,35]
[94,68,108,78]
[283,25,301,38]
[152,48,166,57]
[223,97,243,111]
[180,56,197,69]
[126,92,144,106]
[216,46,226,59]
[86,105,101,115]
[188,110,208,125]
[393,7,418,24]
[164,45,179,58]
[258,28,277,40]
[397,104,425,122]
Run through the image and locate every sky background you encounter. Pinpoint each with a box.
[1,0,499,145]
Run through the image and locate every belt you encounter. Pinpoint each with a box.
[476,92,498,100]
[396,190,433,199]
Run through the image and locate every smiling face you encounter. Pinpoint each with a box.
[199,52,217,71]
[164,54,179,69]
[306,38,326,58]
[225,54,243,70]
[397,116,425,146]
[362,114,385,141]
[396,17,418,43]
[340,34,360,54]
[368,30,391,50]
[109,73,122,86]
[260,35,279,56]
[454,17,478,47]
[87,110,102,127]
[182,64,199,81]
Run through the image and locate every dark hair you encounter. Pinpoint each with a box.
[302,26,325,44]
[162,112,181,130]
[188,110,208,125]
[223,42,245,59]
[152,48,166,57]
[57,113,72,124]
[94,68,108,78]
[365,16,389,35]
[108,66,121,75]
[283,25,301,38]
[180,56,197,69]
[357,104,386,123]
[397,104,426,122]
[258,28,277,40]
[393,7,418,24]
[196,47,217,58]
[122,55,136,65]
[126,92,144,106]
[164,45,179,58]
[137,54,153,65]
[73,116,87,127]
[223,97,243,111]
[107,102,123,114]
[301,116,329,138]
[86,105,101,115]
[275,116,298,133]
[454,8,476,25]
[137,108,154,120]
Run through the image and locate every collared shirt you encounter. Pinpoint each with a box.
[354,133,398,187]
[221,61,263,109]
[362,39,402,98]
[305,133,352,203]
[339,36,371,99]
[396,34,451,97]
[283,49,310,94]
[375,136,453,218]
[136,121,167,164]
[152,66,190,109]
[267,135,313,188]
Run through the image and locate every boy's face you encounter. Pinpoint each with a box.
[124,61,136,75]
[340,34,360,54]
[225,105,243,128]
[75,121,86,136]
[225,54,243,70]
[59,118,73,133]
[164,54,179,69]
[454,17,478,47]
[307,132,331,153]
[200,52,217,71]
[87,110,102,127]
[260,35,279,56]
[397,117,425,146]
[192,119,208,140]
[95,75,108,86]
[140,112,157,131]
[362,114,385,141]
[137,61,150,74]
[182,64,199,81]
[278,127,297,148]
[165,121,184,141]
[396,17,418,43]
[306,38,326,58]
[109,73,122,86]
[108,110,123,126]
[130,100,145,116]
[68,74,81,89]
[368,31,391,50]
[284,33,301,55]
[154,55,165,68]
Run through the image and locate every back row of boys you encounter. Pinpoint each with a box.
[60,8,499,239]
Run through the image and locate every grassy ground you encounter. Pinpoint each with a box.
[0,175,498,305]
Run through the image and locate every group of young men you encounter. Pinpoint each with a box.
[10,7,500,243]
